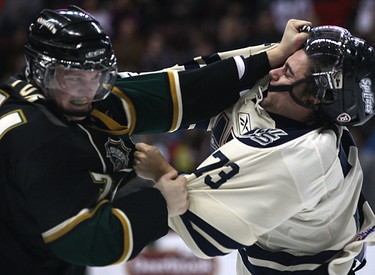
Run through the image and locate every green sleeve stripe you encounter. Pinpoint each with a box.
[167,71,182,132]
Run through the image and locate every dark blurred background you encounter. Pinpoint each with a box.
[1,0,374,207]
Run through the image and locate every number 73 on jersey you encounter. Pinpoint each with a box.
[192,150,239,189]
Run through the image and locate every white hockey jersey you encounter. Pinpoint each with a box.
[169,82,375,274]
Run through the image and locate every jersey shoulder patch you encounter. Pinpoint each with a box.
[237,127,315,148]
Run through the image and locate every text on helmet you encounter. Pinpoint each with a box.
[359,78,374,115]
[37,17,57,34]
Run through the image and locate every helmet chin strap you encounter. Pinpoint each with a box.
[267,79,318,111]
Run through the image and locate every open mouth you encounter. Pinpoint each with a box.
[70,99,90,106]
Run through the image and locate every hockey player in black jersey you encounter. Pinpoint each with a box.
[0,5,311,275]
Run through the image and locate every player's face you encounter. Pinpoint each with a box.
[46,67,101,119]
[262,49,316,122]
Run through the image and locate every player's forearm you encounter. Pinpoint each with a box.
[113,188,169,259]
[141,162,176,182]
[154,163,176,182]
[241,52,271,87]
[178,53,273,126]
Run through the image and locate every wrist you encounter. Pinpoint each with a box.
[155,164,176,182]
[268,44,293,68]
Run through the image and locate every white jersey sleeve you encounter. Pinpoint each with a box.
[117,43,278,77]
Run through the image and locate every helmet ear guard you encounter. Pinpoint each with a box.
[305,26,375,126]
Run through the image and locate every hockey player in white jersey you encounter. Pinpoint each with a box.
[134,23,375,274]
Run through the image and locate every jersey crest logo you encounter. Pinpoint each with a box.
[105,138,131,171]
[239,112,251,135]
[249,128,288,146]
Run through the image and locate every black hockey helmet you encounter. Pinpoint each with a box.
[25,5,117,102]
[305,25,375,126]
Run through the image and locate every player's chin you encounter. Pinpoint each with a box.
[66,106,91,115]
[61,103,92,120]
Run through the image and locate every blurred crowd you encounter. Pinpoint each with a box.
[1,0,374,205]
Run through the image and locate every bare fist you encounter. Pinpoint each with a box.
[134,142,176,182]
[155,170,189,217]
